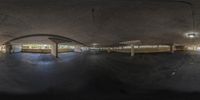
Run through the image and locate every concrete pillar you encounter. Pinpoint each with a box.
[107,48,111,53]
[5,43,12,54]
[74,46,82,52]
[170,44,175,53]
[0,46,1,52]
[194,46,197,51]
[12,45,22,53]
[51,43,58,58]
[157,45,160,52]
[121,46,124,52]
[131,44,135,56]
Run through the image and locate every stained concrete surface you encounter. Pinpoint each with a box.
[0,51,200,99]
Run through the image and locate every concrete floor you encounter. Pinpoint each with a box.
[1,51,200,99]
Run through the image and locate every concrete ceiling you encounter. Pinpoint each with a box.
[0,0,200,46]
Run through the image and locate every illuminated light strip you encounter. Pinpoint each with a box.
[120,40,141,45]
[185,32,198,38]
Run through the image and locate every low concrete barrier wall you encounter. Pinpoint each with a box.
[112,47,185,54]
[22,49,51,53]
[58,49,74,53]
[22,49,73,53]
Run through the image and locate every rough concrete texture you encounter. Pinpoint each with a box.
[0,51,200,99]
[0,0,200,45]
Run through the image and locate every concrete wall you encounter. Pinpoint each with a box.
[112,47,170,53]
[59,49,74,53]
[22,49,73,53]
[110,46,186,54]
[22,49,51,53]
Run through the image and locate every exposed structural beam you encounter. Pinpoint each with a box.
[3,34,86,46]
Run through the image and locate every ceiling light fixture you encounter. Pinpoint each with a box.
[185,32,198,39]
[92,43,98,46]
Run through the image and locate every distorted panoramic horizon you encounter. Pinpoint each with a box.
[1,0,200,99]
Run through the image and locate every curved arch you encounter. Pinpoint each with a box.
[4,34,86,46]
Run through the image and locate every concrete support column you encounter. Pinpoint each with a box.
[131,44,135,56]
[74,46,82,52]
[5,43,12,54]
[107,48,111,53]
[157,45,160,52]
[194,46,197,51]
[51,43,58,58]
[121,46,124,52]
[170,44,175,53]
